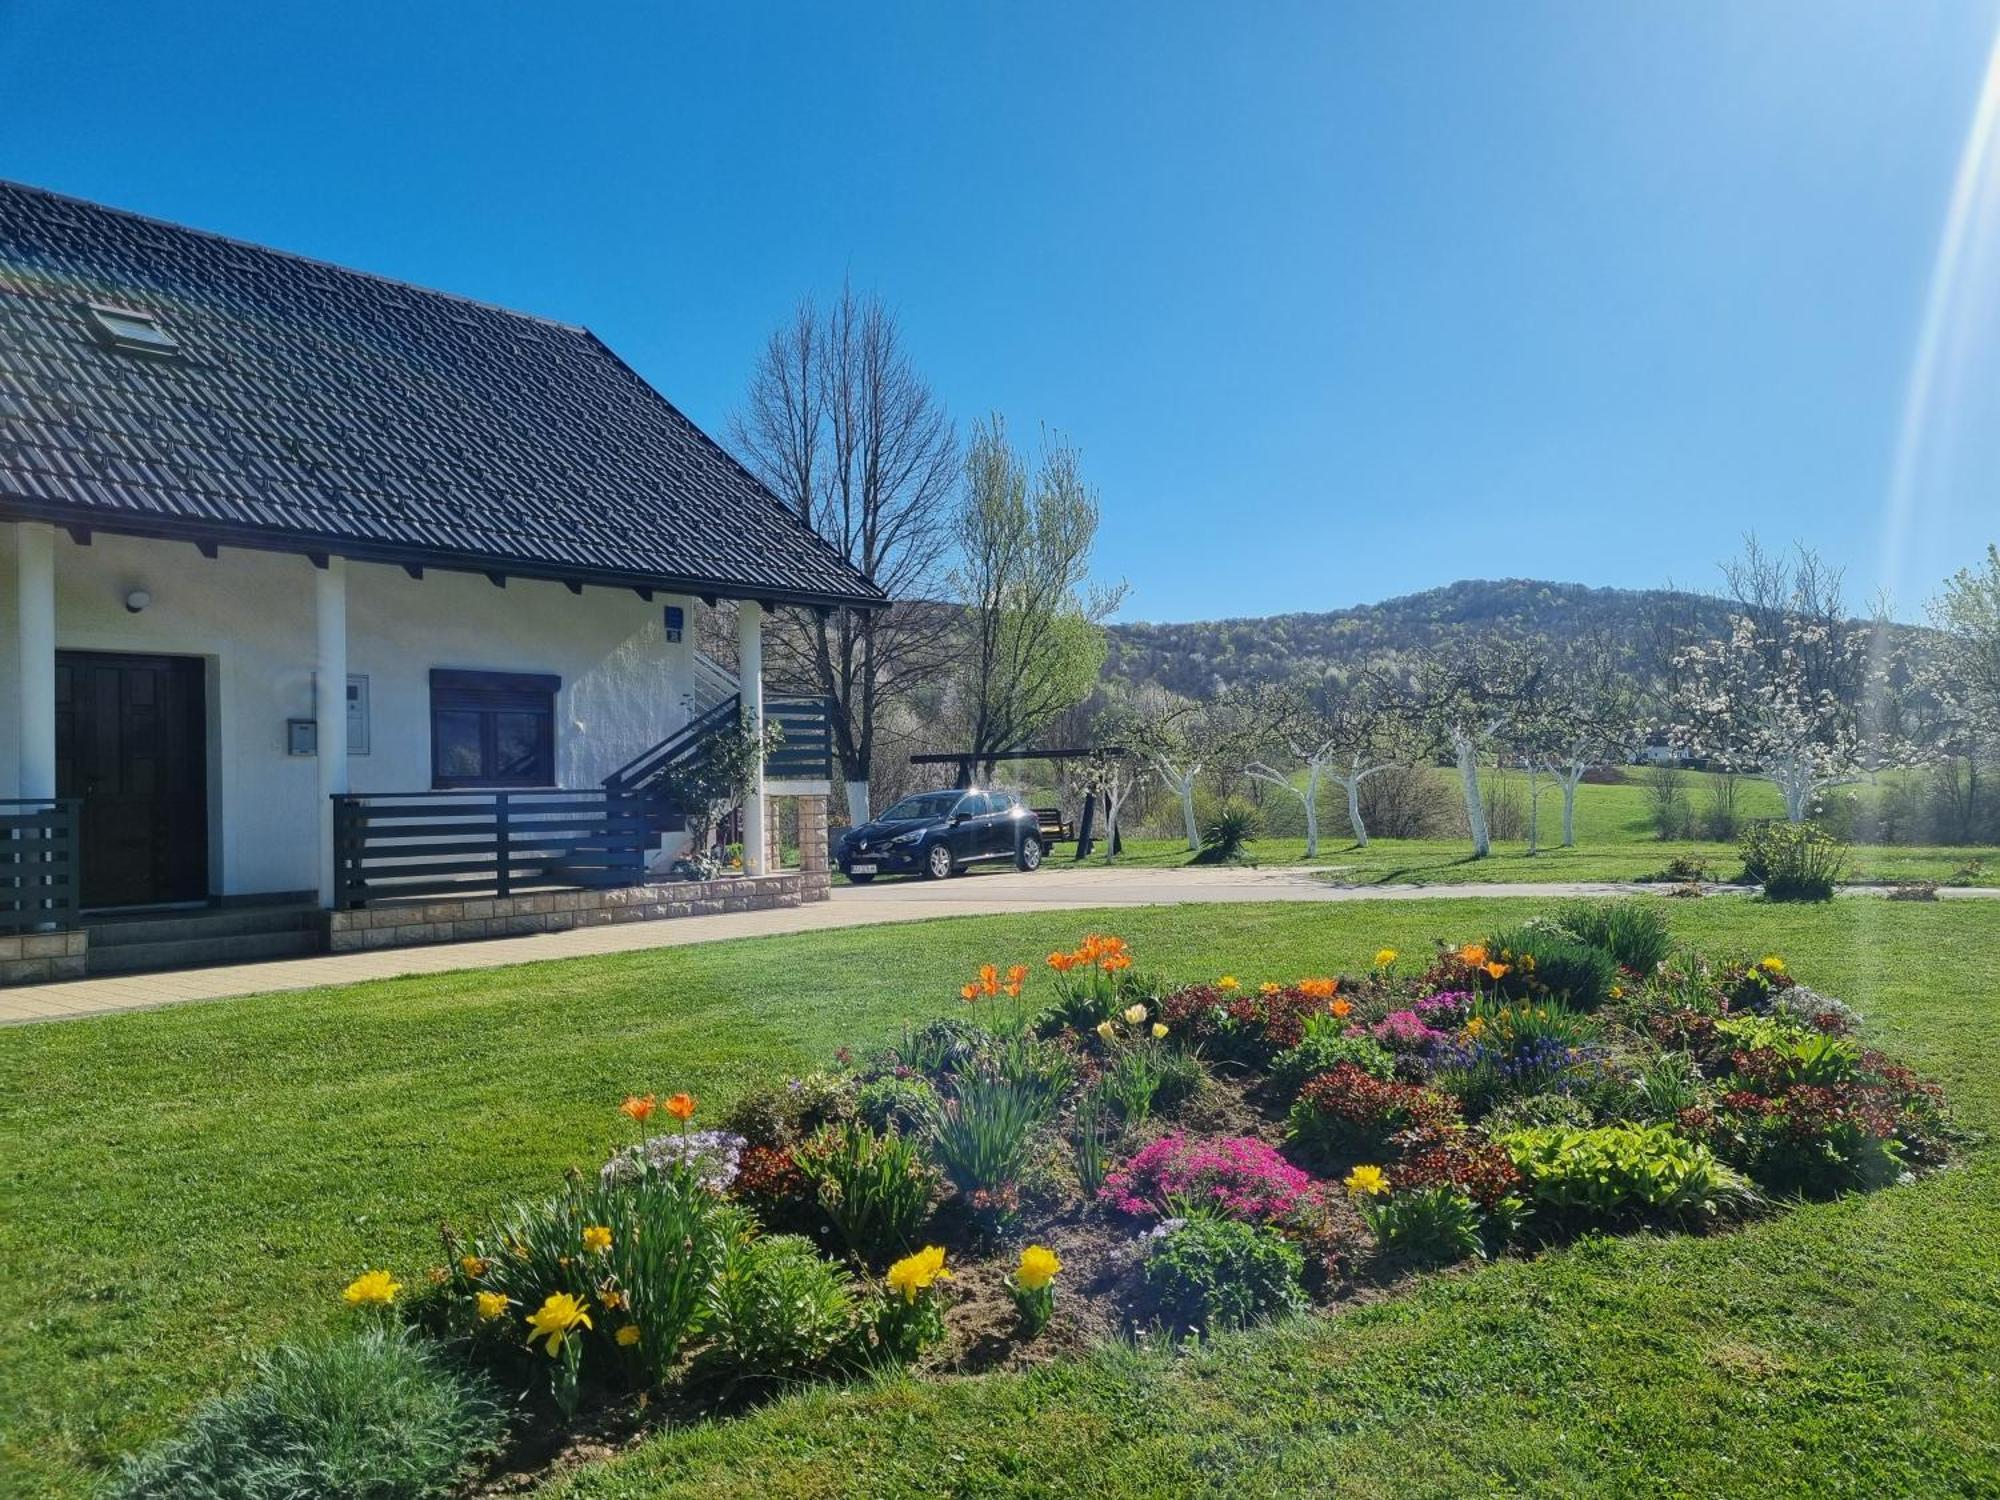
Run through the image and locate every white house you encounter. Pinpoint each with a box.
[0,181,880,982]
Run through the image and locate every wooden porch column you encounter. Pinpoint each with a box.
[737,600,767,876]
[315,557,348,907]
[14,521,56,801]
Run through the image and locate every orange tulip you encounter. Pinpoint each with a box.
[1330,998,1353,1019]
[961,983,980,1002]
[1298,977,1338,1000]
[1483,961,1510,981]
[619,1094,657,1124]
[664,1092,696,1122]
[1459,944,1489,967]
[1007,964,1029,986]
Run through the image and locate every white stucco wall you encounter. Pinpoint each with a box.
[0,524,700,898]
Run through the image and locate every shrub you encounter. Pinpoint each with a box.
[1103,1133,1315,1223]
[1550,900,1673,973]
[855,1076,939,1135]
[694,1234,864,1391]
[794,1121,938,1260]
[1142,1215,1306,1333]
[721,1071,856,1148]
[1483,926,1617,1009]
[1497,1123,1756,1228]
[1286,1063,1460,1161]
[1483,1091,1594,1133]
[111,1325,507,1500]
[1355,763,1456,838]
[1739,820,1847,901]
[1360,1184,1487,1266]
[1192,801,1260,864]
[1270,1021,1395,1095]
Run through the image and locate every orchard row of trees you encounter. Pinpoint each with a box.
[1104,538,2000,857]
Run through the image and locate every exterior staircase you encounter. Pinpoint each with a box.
[86,902,321,975]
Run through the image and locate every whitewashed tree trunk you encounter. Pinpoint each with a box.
[1559,763,1585,847]
[844,779,871,827]
[1343,775,1367,846]
[1245,759,1322,859]
[1149,756,1202,852]
[1453,730,1490,858]
[1526,764,1541,854]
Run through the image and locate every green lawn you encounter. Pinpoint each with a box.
[3,898,1997,1497]
[1076,771,1998,886]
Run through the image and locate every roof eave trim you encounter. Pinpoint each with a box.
[0,499,891,613]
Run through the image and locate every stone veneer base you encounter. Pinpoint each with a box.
[0,929,88,985]
[322,870,831,954]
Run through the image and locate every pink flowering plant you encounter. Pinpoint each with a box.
[1370,1010,1447,1053]
[1102,1132,1317,1223]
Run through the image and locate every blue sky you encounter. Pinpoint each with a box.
[4,1,1998,622]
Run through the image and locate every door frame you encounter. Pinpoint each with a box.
[55,649,213,910]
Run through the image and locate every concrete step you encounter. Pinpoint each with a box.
[89,904,320,948]
[87,926,321,976]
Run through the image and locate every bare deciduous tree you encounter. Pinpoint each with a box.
[732,283,959,823]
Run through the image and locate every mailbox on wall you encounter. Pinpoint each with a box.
[286,718,318,756]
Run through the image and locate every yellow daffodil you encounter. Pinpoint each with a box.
[1344,1164,1391,1198]
[1123,1003,1148,1026]
[1374,948,1398,968]
[524,1292,593,1357]
[342,1270,401,1307]
[459,1255,489,1279]
[1014,1245,1061,1290]
[599,1286,626,1310]
[1759,955,1786,974]
[475,1290,509,1321]
[615,1323,641,1347]
[886,1245,949,1302]
[582,1224,613,1255]
[1151,1022,1169,1039]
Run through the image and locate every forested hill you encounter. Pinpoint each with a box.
[1104,579,1742,697]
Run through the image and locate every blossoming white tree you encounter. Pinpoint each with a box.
[1671,541,1909,822]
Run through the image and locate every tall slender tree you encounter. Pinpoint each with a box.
[732,283,959,823]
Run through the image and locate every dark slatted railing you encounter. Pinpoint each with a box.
[331,789,653,909]
[0,798,80,934]
[766,696,833,782]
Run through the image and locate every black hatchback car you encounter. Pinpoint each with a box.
[837,788,1046,883]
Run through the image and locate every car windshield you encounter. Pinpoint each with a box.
[878,792,964,822]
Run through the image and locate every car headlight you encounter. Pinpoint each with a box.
[888,829,926,847]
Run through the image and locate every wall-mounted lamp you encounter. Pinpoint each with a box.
[124,589,152,614]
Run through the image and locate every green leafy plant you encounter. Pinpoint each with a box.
[1360,1184,1486,1266]
[1739,819,1847,901]
[1633,1051,1705,1122]
[889,1017,994,1079]
[1497,1123,1757,1228]
[1072,1079,1114,1198]
[1142,1214,1306,1333]
[1270,1019,1396,1096]
[1550,899,1673,972]
[1191,800,1260,864]
[794,1121,938,1261]
[720,1071,856,1148]
[926,1070,1048,1202]
[693,1233,864,1392]
[110,1325,507,1500]
[855,1075,939,1135]
[993,1031,1078,1111]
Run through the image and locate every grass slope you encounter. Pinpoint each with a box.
[1,900,1995,1497]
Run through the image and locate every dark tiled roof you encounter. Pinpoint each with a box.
[0,181,885,609]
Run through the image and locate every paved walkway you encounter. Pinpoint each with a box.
[2,866,1990,1025]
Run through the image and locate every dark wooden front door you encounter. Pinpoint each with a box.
[55,652,209,908]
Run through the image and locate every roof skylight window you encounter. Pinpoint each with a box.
[85,302,180,356]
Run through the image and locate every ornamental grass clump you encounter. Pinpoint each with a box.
[1103,1133,1315,1224]
[1550,899,1674,973]
[926,1068,1050,1209]
[110,1325,508,1500]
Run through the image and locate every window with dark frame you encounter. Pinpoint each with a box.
[428,669,559,788]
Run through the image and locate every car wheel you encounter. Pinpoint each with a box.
[846,871,875,885]
[923,842,955,880]
[1016,836,1044,872]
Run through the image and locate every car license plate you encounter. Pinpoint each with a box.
[849,863,878,876]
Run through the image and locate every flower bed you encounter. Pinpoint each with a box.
[112,905,1960,1498]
